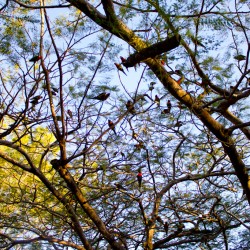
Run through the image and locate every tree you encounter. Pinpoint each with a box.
[0,0,250,249]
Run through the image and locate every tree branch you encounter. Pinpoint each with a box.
[122,35,181,68]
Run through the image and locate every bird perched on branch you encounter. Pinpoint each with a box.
[120,56,129,71]
[29,55,41,62]
[120,56,127,64]
[234,54,246,61]
[91,92,110,101]
[161,108,170,114]
[155,95,160,106]
[126,100,136,114]
[114,63,127,76]
[137,170,142,189]
[67,110,73,119]
[115,183,127,190]
[108,119,117,135]
[30,95,42,105]
[167,100,172,111]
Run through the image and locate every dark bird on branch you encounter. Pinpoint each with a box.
[108,119,117,135]
[120,56,129,71]
[120,56,127,64]
[29,55,41,62]
[126,100,136,114]
[234,54,246,61]
[67,110,73,119]
[30,95,42,105]
[174,121,183,127]
[167,100,172,111]
[161,108,170,114]
[91,92,110,101]
[51,87,58,96]
[114,63,127,76]
[115,183,127,190]
[155,95,160,106]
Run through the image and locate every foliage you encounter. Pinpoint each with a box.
[0,0,250,249]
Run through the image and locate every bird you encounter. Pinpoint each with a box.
[161,109,170,114]
[108,120,117,135]
[132,131,138,139]
[120,56,127,63]
[114,63,127,76]
[174,121,183,127]
[167,100,172,111]
[115,183,127,190]
[51,87,58,96]
[137,171,142,189]
[155,95,160,106]
[164,222,169,234]
[234,54,246,61]
[30,95,42,105]
[126,100,136,114]
[135,141,145,150]
[120,56,129,71]
[56,115,62,121]
[91,92,110,101]
[149,82,156,91]
[29,55,41,62]
[67,110,73,119]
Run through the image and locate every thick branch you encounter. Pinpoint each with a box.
[123,35,181,67]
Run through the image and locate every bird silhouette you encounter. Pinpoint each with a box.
[167,100,172,111]
[126,100,136,114]
[91,92,110,101]
[155,95,160,106]
[108,120,117,135]
[30,95,42,105]
[29,55,41,62]
[67,110,73,119]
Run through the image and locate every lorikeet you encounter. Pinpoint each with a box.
[91,92,110,101]
[108,119,117,135]
[114,63,127,76]
[126,100,136,114]
[30,95,42,105]
[137,172,142,189]
[29,55,42,62]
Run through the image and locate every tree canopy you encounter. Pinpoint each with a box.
[0,0,250,249]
